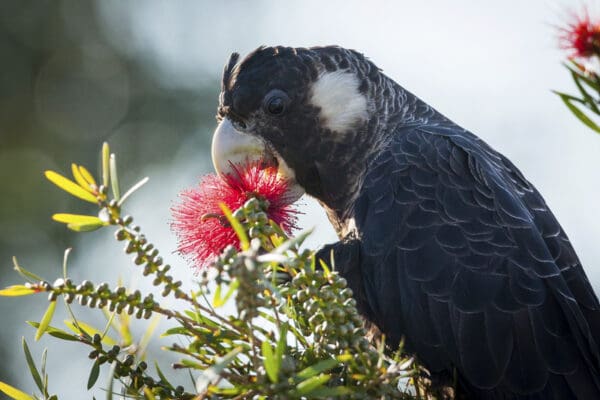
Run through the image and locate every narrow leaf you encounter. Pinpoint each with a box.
[66,222,104,232]
[273,228,313,255]
[275,324,287,368]
[559,94,600,134]
[213,280,239,308]
[35,301,57,341]
[307,387,353,397]
[102,142,110,188]
[196,347,242,393]
[143,388,156,400]
[71,163,93,191]
[52,214,105,225]
[219,204,249,251]
[22,338,44,395]
[565,61,600,91]
[154,362,174,389]
[109,154,120,201]
[27,321,80,342]
[0,285,37,297]
[294,374,330,395]
[160,326,191,337]
[262,341,278,383]
[44,170,98,203]
[87,360,100,390]
[12,257,43,283]
[0,381,34,400]
[296,358,339,380]
[117,176,149,206]
[552,90,586,104]
[64,320,117,345]
[78,165,97,188]
[571,71,600,113]
[138,314,161,358]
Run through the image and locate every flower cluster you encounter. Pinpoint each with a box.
[560,9,600,59]
[171,162,299,270]
[556,7,600,135]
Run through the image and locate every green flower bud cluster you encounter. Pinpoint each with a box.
[290,271,368,355]
[114,215,184,299]
[235,197,277,244]
[44,278,157,319]
[286,267,407,398]
[86,333,193,399]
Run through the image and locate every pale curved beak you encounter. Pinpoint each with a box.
[211,118,304,202]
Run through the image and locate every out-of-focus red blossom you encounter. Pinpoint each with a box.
[560,9,600,58]
[171,162,299,269]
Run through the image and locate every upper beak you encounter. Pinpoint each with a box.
[211,118,304,201]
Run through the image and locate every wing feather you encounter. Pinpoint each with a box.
[353,127,600,397]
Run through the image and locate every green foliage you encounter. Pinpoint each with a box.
[0,144,428,399]
[556,60,600,134]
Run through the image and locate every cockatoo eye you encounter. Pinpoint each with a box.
[263,89,289,116]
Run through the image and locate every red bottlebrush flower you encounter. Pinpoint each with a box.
[171,162,299,270]
[560,9,600,58]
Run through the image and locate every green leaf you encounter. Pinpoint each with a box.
[0,381,34,400]
[0,285,37,297]
[212,279,240,308]
[161,326,192,337]
[27,321,80,342]
[261,341,278,383]
[143,388,156,400]
[52,213,105,225]
[571,70,600,113]
[296,358,339,380]
[565,60,600,91]
[109,154,120,201]
[21,338,44,395]
[12,257,43,283]
[196,347,242,393]
[294,374,330,396]
[102,142,110,188]
[117,176,149,206]
[559,93,600,134]
[154,362,174,390]
[219,203,249,251]
[275,324,287,367]
[77,165,97,188]
[52,214,106,232]
[138,314,161,358]
[52,213,106,231]
[87,360,100,390]
[71,163,93,191]
[552,90,586,104]
[45,170,98,203]
[66,222,105,232]
[306,386,353,397]
[273,228,313,255]
[35,301,57,341]
[64,320,117,345]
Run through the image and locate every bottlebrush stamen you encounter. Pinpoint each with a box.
[171,161,299,269]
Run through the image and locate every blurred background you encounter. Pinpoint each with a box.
[1,0,599,397]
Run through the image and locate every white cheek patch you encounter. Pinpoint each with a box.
[309,70,368,134]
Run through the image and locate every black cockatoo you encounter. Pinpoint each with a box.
[210,45,600,399]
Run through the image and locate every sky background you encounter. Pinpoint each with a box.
[1,0,600,397]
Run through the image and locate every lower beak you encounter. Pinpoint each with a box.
[211,118,304,201]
